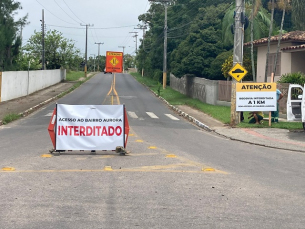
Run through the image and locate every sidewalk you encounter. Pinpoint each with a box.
[1,77,305,153]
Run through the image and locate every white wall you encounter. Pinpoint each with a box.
[256,42,293,82]
[0,69,66,102]
[291,51,305,73]
[2,71,29,101]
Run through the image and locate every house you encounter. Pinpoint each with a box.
[244,31,305,82]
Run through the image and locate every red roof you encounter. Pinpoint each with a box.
[281,44,305,51]
[244,31,305,46]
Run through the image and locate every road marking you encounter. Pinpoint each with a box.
[146,112,158,119]
[202,167,216,172]
[127,111,138,119]
[166,154,177,158]
[41,154,52,158]
[99,155,115,159]
[136,139,143,142]
[104,166,113,171]
[0,169,227,174]
[165,114,179,120]
[149,146,157,149]
[2,167,15,171]
[45,112,53,117]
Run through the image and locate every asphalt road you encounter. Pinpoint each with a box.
[1,73,305,228]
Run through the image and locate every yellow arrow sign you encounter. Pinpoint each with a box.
[228,63,248,82]
[110,57,119,67]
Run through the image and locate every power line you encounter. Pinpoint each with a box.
[91,25,137,30]
[35,0,76,25]
[62,0,86,24]
[54,0,81,24]
[46,24,136,30]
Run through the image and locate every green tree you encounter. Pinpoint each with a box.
[222,0,271,48]
[291,0,305,30]
[23,30,81,70]
[124,54,135,69]
[170,4,229,79]
[0,0,28,71]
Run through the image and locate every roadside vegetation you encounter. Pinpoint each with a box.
[58,71,95,99]
[66,71,87,81]
[2,114,21,125]
[131,72,303,130]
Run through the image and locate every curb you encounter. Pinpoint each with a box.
[150,90,212,132]
[131,74,213,132]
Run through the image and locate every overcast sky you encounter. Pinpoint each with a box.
[17,0,150,57]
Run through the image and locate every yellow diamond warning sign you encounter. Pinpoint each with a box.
[228,63,248,82]
[110,57,119,67]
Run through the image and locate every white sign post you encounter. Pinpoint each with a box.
[236,83,277,112]
[55,104,125,151]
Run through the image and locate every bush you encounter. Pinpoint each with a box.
[209,51,232,80]
[221,54,253,81]
[277,72,305,86]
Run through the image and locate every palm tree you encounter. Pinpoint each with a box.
[250,0,263,82]
[273,0,291,76]
[291,0,305,30]
[222,0,271,48]
[264,0,275,82]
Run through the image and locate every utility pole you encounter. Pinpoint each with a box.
[135,25,147,76]
[95,42,104,71]
[90,54,96,72]
[118,46,125,73]
[129,32,138,71]
[134,25,147,49]
[148,0,170,89]
[231,0,245,125]
[41,9,45,70]
[129,32,138,54]
[81,24,93,77]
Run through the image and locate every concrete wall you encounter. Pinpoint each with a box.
[170,73,218,105]
[0,69,66,102]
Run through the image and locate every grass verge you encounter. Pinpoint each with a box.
[66,71,90,81]
[2,113,21,125]
[130,72,303,130]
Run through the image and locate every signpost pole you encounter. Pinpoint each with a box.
[269,72,275,126]
[231,0,245,125]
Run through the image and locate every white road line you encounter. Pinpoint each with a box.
[45,112,53,117]
[165,114,179,120]
[146,112,159,119]
[127,111,138,119]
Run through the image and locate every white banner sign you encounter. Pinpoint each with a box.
[236,83,277,111]
[56,104,124,150]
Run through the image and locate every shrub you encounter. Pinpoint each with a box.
[277,72,305,86]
